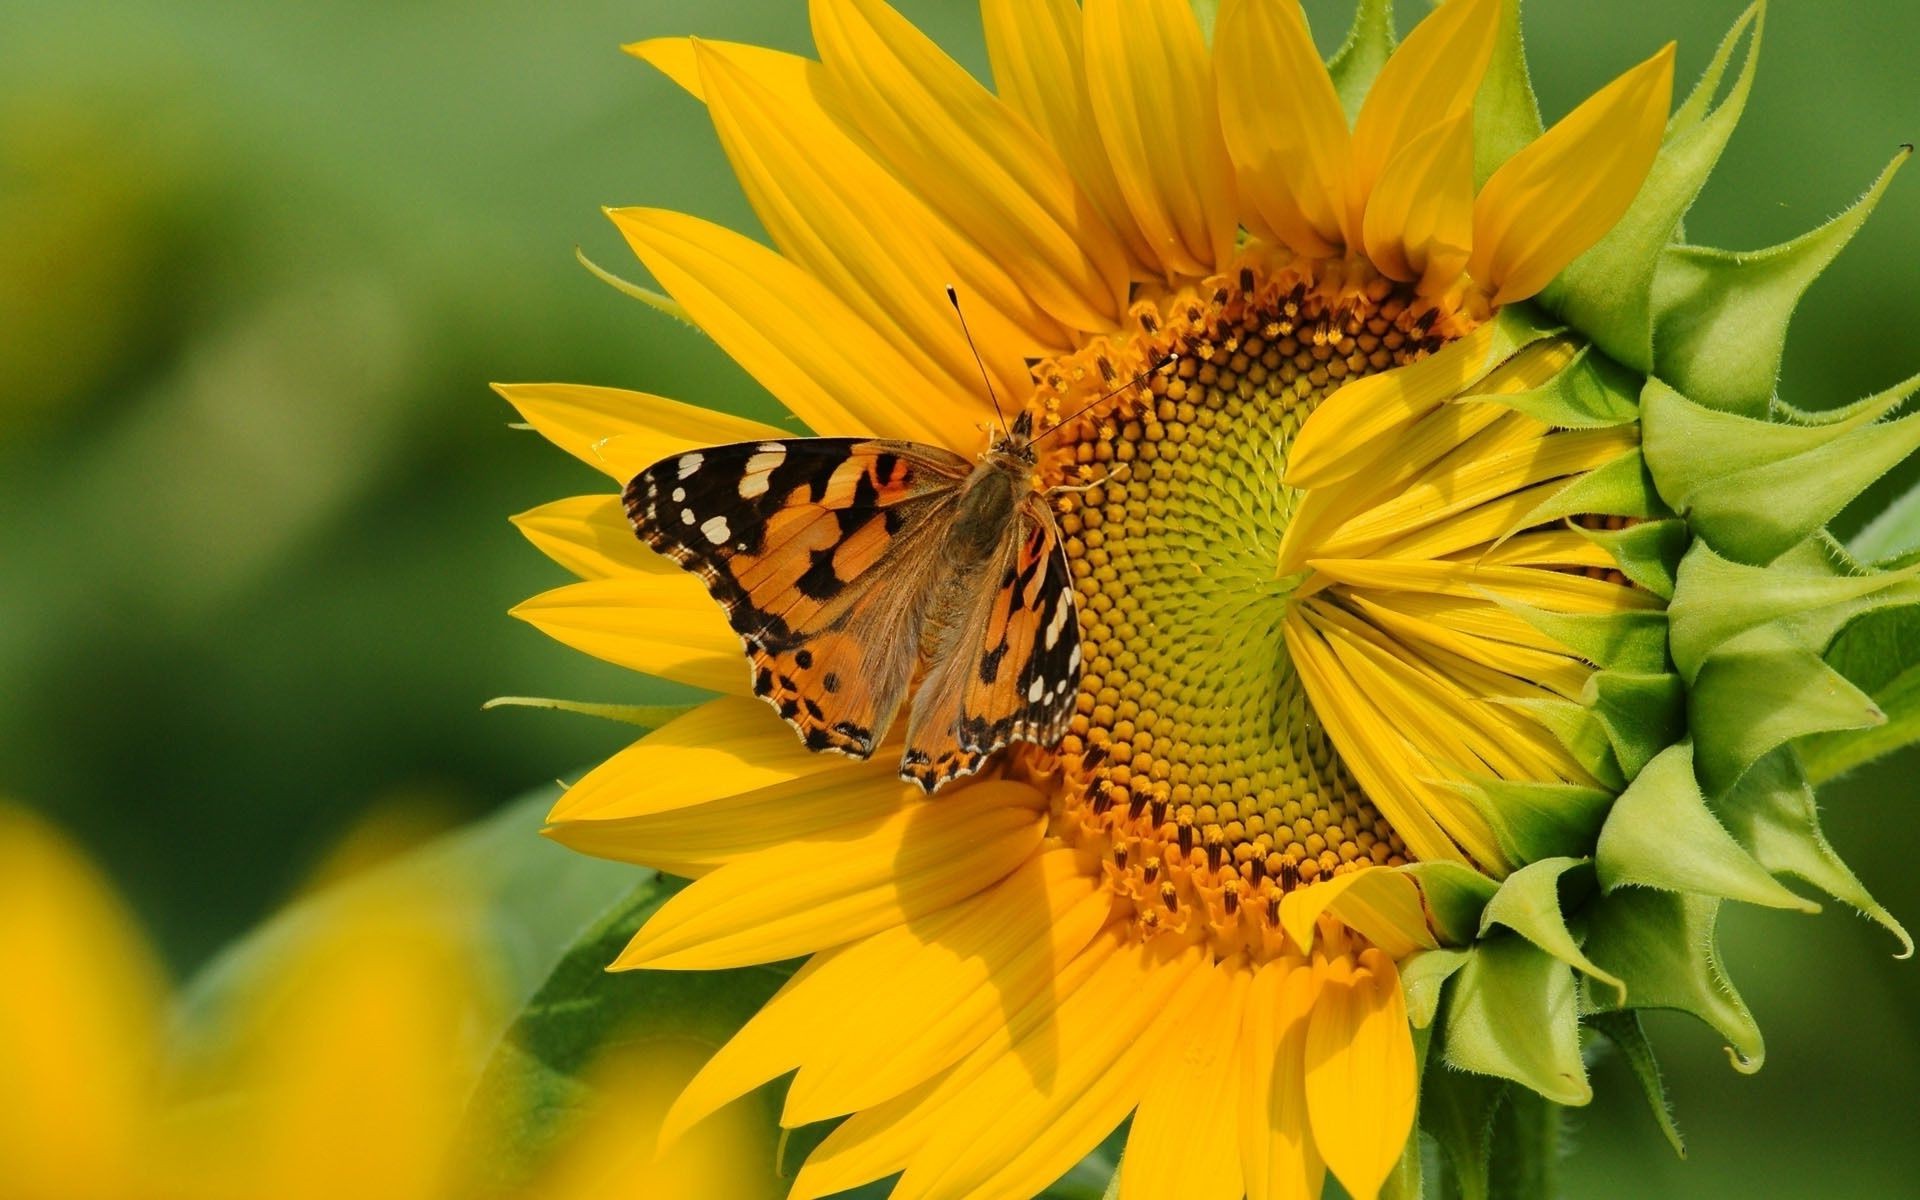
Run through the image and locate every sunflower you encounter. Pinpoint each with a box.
[504,1,1915,1195]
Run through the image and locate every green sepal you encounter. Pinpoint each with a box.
[1402,948,1472,1029]
[1328,0,1395,122]
[1402,860,1501,946]
[1667,540,1920,683]
[1187,0,1218,43]
[1538,3,1763,371]
[1466,345,1641,429]
[1442,934,1591,1106]
[575,246,698,328]
[1581,889,1764,1072]
[1690,626,1883,796]
[483,695,698,729]
[1851,474,1920,564]
[1587,1010,1686,1158]
[1718,748,1913,957]
[1585,670,1685,781]
[1642,374,1920,564]
[1575,518,1688,600]
[1478,857,1625,1004]
[1500,698,1627,791]
[1593,742,1814,912]
[1450,779,1614,866]
[1654,149,1909,418]
[1800,603,1920,783]
[1513,447,1670,532]
[1491,596,1670,674]
[1422,1059,1507,1200]
[1471,0,1543,187]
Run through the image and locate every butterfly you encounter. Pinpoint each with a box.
[623,407,1085,792]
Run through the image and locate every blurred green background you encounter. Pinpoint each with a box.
[1,0,1913,1195]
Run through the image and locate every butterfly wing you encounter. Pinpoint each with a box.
[900,496,1081,791]
[625,438,970,757]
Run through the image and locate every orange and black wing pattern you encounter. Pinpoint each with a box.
[625,438,967,759]
[900,499,1081,791]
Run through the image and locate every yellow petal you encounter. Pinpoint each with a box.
[512,494,667,580]
[546,696,860,823]
[510,575,745,695]
[1239,961,1325,1200]
[549,761,908,876]
[234,888,491,1200]
[694,42,1029,410]
[1471,44,1677,305]
[982,0,1163,276]
[1279,869,1438,960]
[1121,962,1248,1200]
[1361,112,1476,289]
[0,807,163,1200]
[1213,0,1350,257]
[1303,556,1661,613]
[493,381,783,481]
[810,0,1131,333]
[611,779,1046,970]
[1081,0,1239,278]
[1304,950,1417,1200]
[891,939,1208,1200]
[607,206,966,446]
[634,36,1074,356]
[782,849,1113,1124]
[1284,321,1500,490]
[790,929,1127,1199]
[1348,0,1500,234]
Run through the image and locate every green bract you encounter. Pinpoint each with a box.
[1352,1,1917,1190]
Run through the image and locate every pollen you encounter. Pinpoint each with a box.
[1028,256,1474,961]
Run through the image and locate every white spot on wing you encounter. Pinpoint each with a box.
[1043,596,1071,649]
[681,509,695,526]
[739,448,786,499]
[1027,676,1045,703]
[701,515,731,545]
[671,486,686,503]
[677,452,703,479]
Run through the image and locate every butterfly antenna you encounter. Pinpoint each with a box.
[1028,353,1182,448]
[946,285,1011,439]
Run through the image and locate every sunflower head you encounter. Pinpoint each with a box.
[505,1,1915,1195]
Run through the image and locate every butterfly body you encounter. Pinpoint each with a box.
[623,411,1081,792]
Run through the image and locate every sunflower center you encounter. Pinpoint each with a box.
[1029,259,1470,958]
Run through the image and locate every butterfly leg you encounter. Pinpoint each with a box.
[1045,463,1131,497]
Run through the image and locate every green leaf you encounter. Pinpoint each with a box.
[1576,518,1689,600]
[1719,748,1911,956]
[1539,3,1764,372]
[1478,857,1623,1003]
[1581,889,1764,1072]
[1642,374,1920,565]
[177,787,639,1061]
[1690,626,1884,795]
[1471,0,1543,187]
[1653,149,1909,418]
[1594,743,1814,912]
[1328,0,1396,121]
[1585,670,1686,780]
[1587,1010,1685,1158]
[1485,1088,1564,1200]
[469,877,808,1190]
[1443,935,1590,1106]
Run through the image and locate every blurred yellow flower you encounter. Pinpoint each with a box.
[0,804,770,1200]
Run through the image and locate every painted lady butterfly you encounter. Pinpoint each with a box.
[623,409,1085,792]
